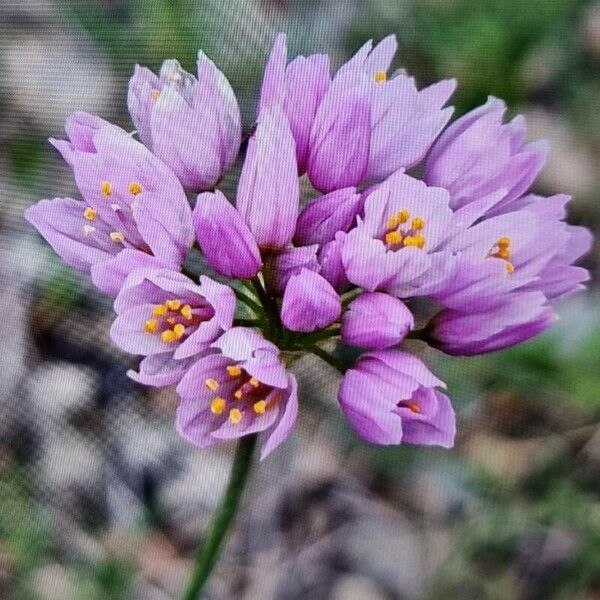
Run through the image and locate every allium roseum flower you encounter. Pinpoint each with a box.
[339,350,455,447]
[307,36,456,192]
[110,269,236,385]
[259,33,331,173]
[25,33,593,460]
[425,97,548,214]
[128,53,241,191]
[176,328,298,459]
[341,171,456,297]
[428,193,592,354]
[25,113,194,296]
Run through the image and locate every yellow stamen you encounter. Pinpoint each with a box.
[143,319,158,333]
[83,225,95,236]
[403,235,418,247]
[414,234,426,249]
[234,389,243,400]
[128,181,143,196]
[227,365,242,378]
[110,231,125,243]
[229,408,242,424]
[505,262,515,274]
[497,247,511,260]
[151,89,160,102]
[153,304,168,316]
[173,323,185,339]
[411,217,425,231]
[374,70,387,83]
[165,299,182,311]
[387,214,400,230]
[253,400,267,415]
[83,207,97,221]
[385,230,402,246]
[497,236,511,248]
[398,209,410,224]
[205,378,219,391]
[161,329,177,343]
[210,397,226,415]
[180,305,193,320]
[249,377,260,388]
[100,181,112,197]
[408,402,421,413]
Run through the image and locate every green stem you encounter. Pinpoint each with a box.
[233,288,263,317]
[181,434,258,600]
[234,318,262,327]
[307,344,345,374]
[251,277,281,329]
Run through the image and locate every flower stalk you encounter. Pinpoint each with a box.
[182,434,258,600]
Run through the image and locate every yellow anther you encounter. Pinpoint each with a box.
[505,262,515,274]
[227,365,242,378]
[229,408,242,424]
[411,217,425,231]
[398,209,410,224]
[173,323,185,339]
[497,247,511,260]
[498,236,511,248]
[374,70,387,83]
[387,214,400,230]
[414,234,426,249]
[385,230,403,246]
[403,235,417,247]
[249,377,260,388]
[83,207,97,221]
[153,304,168,316]
[180,305,193,320]
[160,329,177,343]
[83,225,95,236]
[234,389,243,400]
[165,299,182,311]
[101,181,112,197]
[143,319,158,333]
[110,231,125,243]
[128,181,143,196]
[151,89,160,102]
[205,378,219,391]
[408,402,421,414]
[253,400,267,415]
[210,397,226,415]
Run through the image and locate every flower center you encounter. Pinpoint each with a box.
[205,366,281,424]
[143,298,207,343]
[383,209,426,250]
[80,180,146,248]
[398,399,421,413]
[487,236,514,274]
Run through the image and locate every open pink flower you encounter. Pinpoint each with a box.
[110,269,235,386]
[339,350,455,447]
[25,113,194,296]
[176,328,298,459]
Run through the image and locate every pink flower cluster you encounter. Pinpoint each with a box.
[26,35,591,458]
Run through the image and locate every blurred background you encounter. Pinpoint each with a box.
[1,1,600,598]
